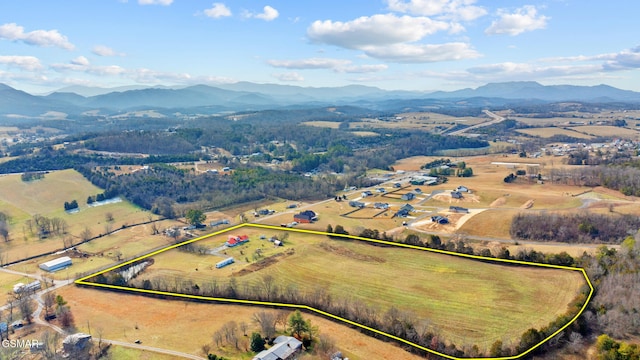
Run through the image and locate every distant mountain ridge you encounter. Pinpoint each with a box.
[1,81,640,118]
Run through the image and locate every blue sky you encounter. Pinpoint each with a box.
[1,0,639,93]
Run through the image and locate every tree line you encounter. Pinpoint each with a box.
[510,212,640,244]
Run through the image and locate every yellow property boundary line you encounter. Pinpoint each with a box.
[76,223,594,360]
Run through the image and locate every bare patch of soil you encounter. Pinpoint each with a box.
[232,249,295,276]
[318,242,385,263]
[521,199,534,209]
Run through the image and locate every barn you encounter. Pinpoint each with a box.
[293,210,317,223]
[39,256,72,272]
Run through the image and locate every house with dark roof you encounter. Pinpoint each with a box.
[431,215,449,224]
[374,202,389,209]
[361,190,373,197]
[252,336,302,360]
[349,201,365,208]
[449,206,469,213]
[293,210,317,223]
[401,193,415,201]
[394,204,414,218]
[451,191,463,199]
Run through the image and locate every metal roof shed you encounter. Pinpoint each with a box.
[39,256,72,272]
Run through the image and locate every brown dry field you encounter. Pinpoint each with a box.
[300,121,340,129]
[516,127,594,139]
[572,125,640,139]
[350,131,380,137]
[59,286,425,360]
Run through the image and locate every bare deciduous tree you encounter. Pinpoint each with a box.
[253,311,276,339]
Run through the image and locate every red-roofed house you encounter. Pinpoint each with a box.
[227,235,249,247]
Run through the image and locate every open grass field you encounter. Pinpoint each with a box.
[128,228,586,349]
[105,346,180,360]
[58,286,425,360]
[300,121,340,129]
[350,131,379,137]
[571,125,640,139]
[0,271,32,305]
[0,169,159,264]
[516,127,594,139]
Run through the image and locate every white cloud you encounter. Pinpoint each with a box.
[92,45,125,57]
[308,14,450,49]
[0,55,43,71]
[339,64,389,73]
[485,5,549,36]
[0,23,74,50]
[268,57,388,73]
[71,56,90,66]
[272,72,304,82]
[204,3,232,19]
[387,0,487,21]
[362,42,480,63]
[244,5,279,21]
[138,0,173,5]
[268,58,351,69]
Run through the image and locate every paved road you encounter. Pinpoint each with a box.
[448,109,506,136]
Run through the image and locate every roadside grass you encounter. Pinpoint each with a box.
[58,286,425,360]
[105,346,179,360]
[130,229,586,349]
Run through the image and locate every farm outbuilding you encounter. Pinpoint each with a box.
[293,210,317,223]
[39,256,72,272]
[216,257,235,269]
[13,280,41,294]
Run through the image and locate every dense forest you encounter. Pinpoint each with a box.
[75,164,377,217]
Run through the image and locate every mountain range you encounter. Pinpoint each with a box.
[2,81,640,119]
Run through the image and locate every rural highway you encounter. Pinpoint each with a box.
[448,109,506,136]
